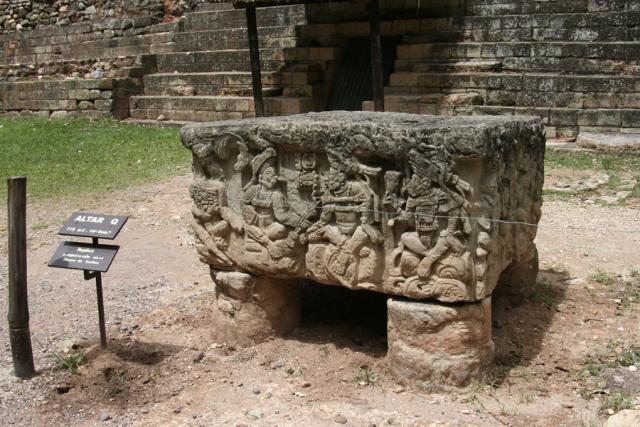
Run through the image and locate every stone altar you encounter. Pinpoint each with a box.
[181,111,545,389]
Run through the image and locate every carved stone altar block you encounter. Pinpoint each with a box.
[182,111,545,389]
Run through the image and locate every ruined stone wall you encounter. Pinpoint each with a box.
[0,0,208,34]
[0,78,142,120]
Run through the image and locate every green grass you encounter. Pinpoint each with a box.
[601,392,635,414]
[545,152,640,202]
[590,269,614,286]
[579,341,640,383]
[0,118,188,198]
[545,151,640,172]
[354,365,380,385]
[54,351,84,374]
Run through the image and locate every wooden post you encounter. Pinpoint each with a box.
[246,4,264,117]
[369,0,385,112]
[7,176,35,378]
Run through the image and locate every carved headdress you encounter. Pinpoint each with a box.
[243,147,277,190]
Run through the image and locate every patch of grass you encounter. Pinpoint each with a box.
[529,280,557,306]
[545,152,598,170]
[542,189,577,201]
[600,157,615,171]
[545,151,640,173]
[607,174,621,190]
[0,118,188,198]
[354,365,380,385]
[632,176,640,198]
[579,341,640,386]
[621,277,640,309]
[600,392,635,414]
[615,346,640,367]
[54,351,83,374]
[582,353,606,377]
[590,269,614,286]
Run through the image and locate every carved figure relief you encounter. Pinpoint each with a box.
[306,166,384,288]
[182,113,545,303]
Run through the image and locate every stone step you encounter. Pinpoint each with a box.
[399,60,503,73]
[183,4,307,32]
[365,98,640,135]
[299,11,640,42]
[143,72,282,96]
[363,92,484,115]
[299,18,462,44]
[155,48,286,73]
[463,0,626,16]
[576,132,640,152]
[470,106,640,136]
[395,41,640,74]
[459,11,640,42]
[129,95,317,122]
[193,3,235,12]
[388,72,640,92]
[396,41,640,62]
[175,26,299,51]
[387,72,640,109]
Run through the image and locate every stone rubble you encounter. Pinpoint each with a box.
[0,0,207,34]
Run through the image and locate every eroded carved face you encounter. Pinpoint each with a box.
[301,152,316,170]
[326,169,346,192]
[405,175,429,197]
[259,166,278,189]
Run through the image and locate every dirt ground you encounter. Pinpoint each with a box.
[0,164,638,427]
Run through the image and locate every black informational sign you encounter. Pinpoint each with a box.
[58,212,128,240]
[48,241,119,273]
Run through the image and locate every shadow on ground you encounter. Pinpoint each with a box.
[491,268,570,383]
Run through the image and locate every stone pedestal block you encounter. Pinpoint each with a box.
[210,270,300,346]
[387,297,494,390]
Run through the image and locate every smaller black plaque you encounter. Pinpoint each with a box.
[48,241,119,273]
[58,211,128,240]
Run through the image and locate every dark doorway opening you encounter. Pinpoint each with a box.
[294,281,388,354]
[327,36,400,111]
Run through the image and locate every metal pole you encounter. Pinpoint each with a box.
[91,237,107,348]
[369,0,385,112]
[95,272,107,348]
[246,4,264,117]
[7,176,35,378]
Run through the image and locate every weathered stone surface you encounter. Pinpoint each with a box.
[209,271,300,346]
[577,132,640,153]
[605,410,640,427]
[387,297,494,390]
[182,112,545,303]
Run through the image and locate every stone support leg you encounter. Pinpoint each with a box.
[210,270,300,347]
[387,297,494,391]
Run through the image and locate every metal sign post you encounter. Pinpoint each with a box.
[48,212,127,349]
[86,237,107,348]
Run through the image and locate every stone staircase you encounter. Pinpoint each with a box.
[128,3,319,124]
[360,1,640,137]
